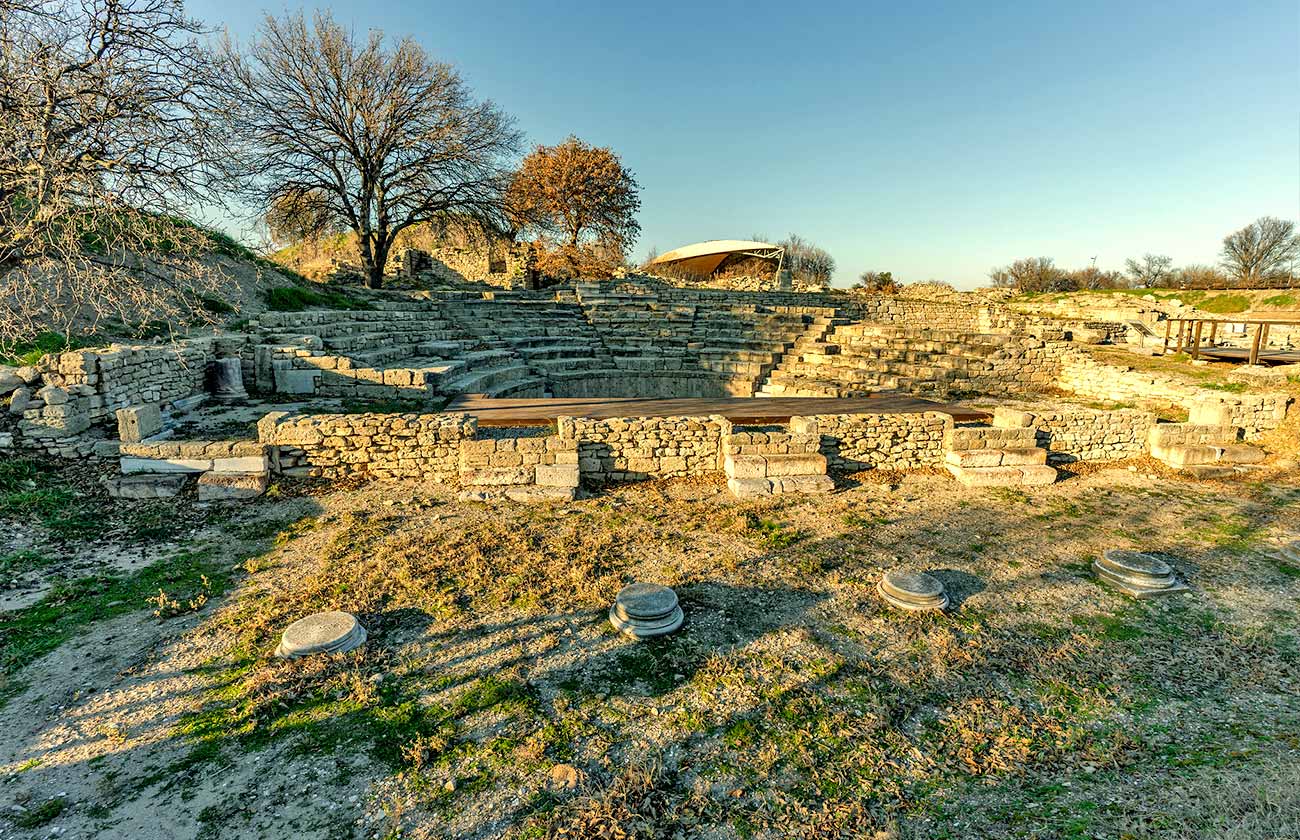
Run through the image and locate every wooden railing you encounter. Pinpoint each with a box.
[1162,317,1300,365]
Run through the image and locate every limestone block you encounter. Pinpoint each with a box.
[120,456,214,474]
[8,387,33,415]
[727,477,772,498]
[1188,401,1232,427]
[770,474,834,494]
[275,369,320,395]
[764,453,827,477]
[1218,444,1265,465]
[992,407,1034,428]
[999,447,1048,466]
[211,455,270,474]
[37,385,69,405]
[944,449,1004,468]
[535,463,580,487]
[461,466,534,486]
[724,454,767,479]
[197,471,268,501]
[116,404,163,443]
[0,368,20,396]
[106,473,191,499]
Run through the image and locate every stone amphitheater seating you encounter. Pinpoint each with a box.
[250,284,1066,402]
[760,324,1028,399]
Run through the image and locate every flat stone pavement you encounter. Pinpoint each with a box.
[444,394,991,426]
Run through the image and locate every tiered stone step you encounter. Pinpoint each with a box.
[762,322,1020,399]
[722,423,834,498]
[457,433,580,503]
[1147,423,1266,478]
[943,423,1057,488]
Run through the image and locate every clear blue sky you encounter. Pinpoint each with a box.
[188,0,1299,288]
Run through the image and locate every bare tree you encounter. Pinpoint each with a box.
[989,257,1073,292]
[780,234,835,286]
[1123,254,1174,289]
[211,12,520,288]
[1067,266,1128,290]
[0,0,228,349]
[1220,217,1300,285]
[1175,264,1229,289]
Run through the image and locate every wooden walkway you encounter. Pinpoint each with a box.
[444,393,990,426]
[1190,347,1300,365]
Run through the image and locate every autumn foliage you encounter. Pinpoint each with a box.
[507,137,641,278]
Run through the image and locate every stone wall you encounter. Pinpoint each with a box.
[1057,353,1291,438]
[40,342,213,423]
[558,415,726,482]
[1017,408,1156,463]
[259,411,476,480]
[799,412,951,471]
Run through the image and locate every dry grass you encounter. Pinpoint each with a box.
[3,471,1299,839]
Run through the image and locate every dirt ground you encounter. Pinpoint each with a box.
[1,461,1298,840]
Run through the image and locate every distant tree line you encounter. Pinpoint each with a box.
[989,217,1300,293]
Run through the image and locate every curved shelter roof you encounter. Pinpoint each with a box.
[647,239,783,276]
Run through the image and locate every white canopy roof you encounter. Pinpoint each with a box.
[647,240,783,275]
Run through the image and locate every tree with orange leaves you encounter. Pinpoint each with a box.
[506,137,640,277]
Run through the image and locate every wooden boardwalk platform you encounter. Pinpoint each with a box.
[1190,347,1300,365]
[444,393,990,426]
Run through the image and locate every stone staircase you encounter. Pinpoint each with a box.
[1147,422,1266,478]
[722,419,835,498]
[441,299,614,396]
[942,413,1058,488]
[759,324,1030,399]
[456,431,581,503]
[755,314,853,396]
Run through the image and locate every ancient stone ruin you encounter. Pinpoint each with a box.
[3,277,1292,502]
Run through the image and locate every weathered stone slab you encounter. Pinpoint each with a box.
[534,463,580,488]
[878,569,948,611]
[197,471,268,501]
[723,454,767,479]
[944,449,1004,468]
[106,473,191,499]
[1093,549,1187,598]
[116,404,163,443]
[726,477,771,498]
[461,466,534,486]
[121,456,213,474]
[275,611,366,658]
[764,453,827,477]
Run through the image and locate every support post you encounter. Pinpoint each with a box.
[1162,320,1171,354]
[1176,320,1186,353]
[1248,323,1263,366]
[1208,321,1218,345]
[1190,320,1203,360]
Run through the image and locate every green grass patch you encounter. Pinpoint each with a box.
[1197,294,1250,314]
[263,285,374,312]
[1262,293,1297,307]
[1198,381,1247,393]
[0,548,230,703]
[13,797,65,828]
[0,459,101,539]
[199,294,236,315]
[1,331,98,367]
[740,512,805,549]
[0,549,55,580]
